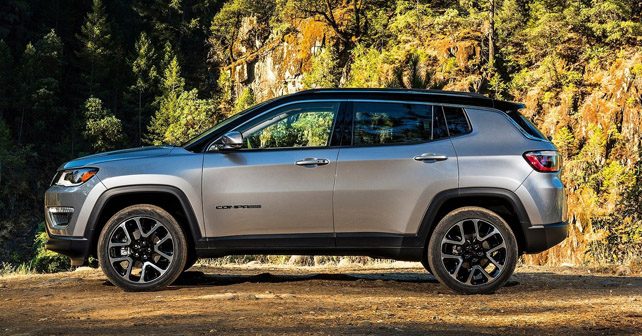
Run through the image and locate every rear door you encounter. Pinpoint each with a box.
[333,101,459,241]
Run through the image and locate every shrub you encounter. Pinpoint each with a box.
[30,223,70,273]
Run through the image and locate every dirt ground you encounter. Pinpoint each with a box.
[0,263,640,336]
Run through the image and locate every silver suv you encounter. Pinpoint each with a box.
[45,89,567,294]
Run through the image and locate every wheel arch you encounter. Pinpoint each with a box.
[418,188,531,254]
[85,185,201,260]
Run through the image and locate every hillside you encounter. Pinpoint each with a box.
[0,0,641,268]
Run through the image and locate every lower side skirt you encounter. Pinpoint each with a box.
[194,233,425,261]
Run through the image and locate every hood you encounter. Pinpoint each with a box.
[60,146,176,170]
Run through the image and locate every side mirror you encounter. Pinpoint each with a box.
[211,131,243,151]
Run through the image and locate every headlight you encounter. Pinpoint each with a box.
[52,168,99,187]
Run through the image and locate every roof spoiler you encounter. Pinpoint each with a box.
[493,99,525,112]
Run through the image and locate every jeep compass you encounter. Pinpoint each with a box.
[45,89,567,294]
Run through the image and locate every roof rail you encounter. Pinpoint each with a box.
[302,88,489,99]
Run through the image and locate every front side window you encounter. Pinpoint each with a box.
[239,102,339,149]
[352,102,442,146]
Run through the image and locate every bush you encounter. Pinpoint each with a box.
[30,223,70,273]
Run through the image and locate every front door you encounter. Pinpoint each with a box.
[202,101,341,246]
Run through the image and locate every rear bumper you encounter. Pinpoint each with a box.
[523,221,568,253]
[45,234,90,266]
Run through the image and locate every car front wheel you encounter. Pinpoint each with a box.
[98,204,188,291]
[427,206,518,294]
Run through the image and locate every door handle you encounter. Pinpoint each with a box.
[296,158,330,166]
[414,153,448,161]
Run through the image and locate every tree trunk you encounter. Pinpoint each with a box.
[488,0,496,77]
[138,90,142,146]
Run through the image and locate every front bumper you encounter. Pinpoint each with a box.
[44,177,106,237]
[44,175,106,266]
[523,221,568,253]
[45,233,91,266]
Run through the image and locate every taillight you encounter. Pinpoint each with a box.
[524,151,560,172]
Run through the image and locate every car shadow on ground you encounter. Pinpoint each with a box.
[100,269,641,292]
[101,271,441,288]
[165,270,535,288]
[167,269,642,290]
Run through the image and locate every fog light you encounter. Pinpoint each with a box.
[48,207,74,227]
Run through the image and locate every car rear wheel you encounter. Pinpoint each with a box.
[184,252,198,271]
[427,206,518,294]
[98,204,187,291]
[421,257,432,274]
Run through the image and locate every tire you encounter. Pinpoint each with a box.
[421,257,432,274]
[427,206,518,295]
[183,252,198,271]
[98,204,188,291]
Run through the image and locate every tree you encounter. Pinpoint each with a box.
[288,0,368,46]
[346,44,383,88]
[0,118,10,185]
[0,40,11,116]
[15,30,64,146]
[488,0,496,78]
[233,87,255,113]
[83,97,124,152]
[133,0,219,91]
[162,89,216,145]
[77,0,115,97]
[131,32,159,146]
[302,47,340,89]
[148,56,216,145]
[209,0,275,64]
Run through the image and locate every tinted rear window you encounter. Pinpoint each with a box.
[352,102,439,145]
[443,106,472,136]
[507,110,547,140]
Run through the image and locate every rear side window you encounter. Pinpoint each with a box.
[443,106,472,136]
[352,102,443,145]
[507,110,547,140]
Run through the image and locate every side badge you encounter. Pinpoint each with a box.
[216,204,262,210]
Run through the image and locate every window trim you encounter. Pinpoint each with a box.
[207,100,343,152]
[347,100,450,148]
[205,98,481,152]
[504,110,549,142]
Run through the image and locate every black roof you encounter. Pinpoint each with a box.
[284,88,524,111]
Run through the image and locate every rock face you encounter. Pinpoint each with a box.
[227,17,330,102]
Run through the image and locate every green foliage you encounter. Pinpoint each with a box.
[31,224,70,273]
[285,0,391,50]
[0,118,10,183]
[553,127,575,158]
[346,44,383,88]
[217,70,234,111]
[162,89,216,145]
[583,0,642,44]
[0,39,12,114]
[132,32,159,94]
[148,56,216,145]
[234,87,255,113]
[246,111,334,148]
[130,32,160,145]
[83,97,125,152]
[14,30,65,148]
[77,0,115,95]
[302,47,340,89]
[209,0,275,63]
